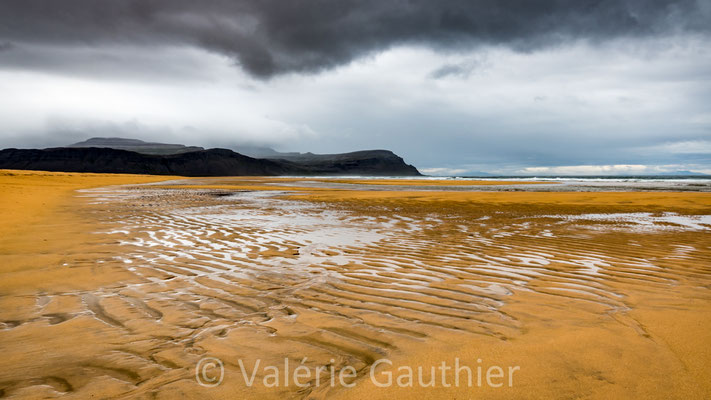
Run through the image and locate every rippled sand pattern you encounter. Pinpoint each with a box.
[1,181,710,399]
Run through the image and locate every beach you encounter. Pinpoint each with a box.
[1,171,710,399]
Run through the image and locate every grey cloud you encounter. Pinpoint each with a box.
[1,0,709,78]
[429,56,489,79]
[0,42,226,82]
[1,119,193,149]
[429,63,471,79]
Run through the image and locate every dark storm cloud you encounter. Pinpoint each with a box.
[1,0,709,78]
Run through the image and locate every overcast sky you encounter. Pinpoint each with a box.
[1,0,710,175]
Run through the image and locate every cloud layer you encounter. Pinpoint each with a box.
[2,0,709,77]
[1,1,710,174]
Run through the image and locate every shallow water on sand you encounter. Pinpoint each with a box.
[1,182,710,399]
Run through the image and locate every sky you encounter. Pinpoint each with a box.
[1,0,710,175]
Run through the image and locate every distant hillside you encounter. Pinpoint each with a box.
[69,137,204,155]
[234,145,421,175]
[0,145,421,176]
[271,150,421,175]
[0,147,292,176]
[233,145,303,159]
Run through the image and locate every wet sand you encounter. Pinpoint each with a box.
[1,172,710,399]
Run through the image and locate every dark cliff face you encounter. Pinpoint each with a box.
[0,147,421,176]
[272,150,421,176]
[0,147,291,176]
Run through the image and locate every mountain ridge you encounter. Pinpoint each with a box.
[69,137,205,155]
[0,139,421,176]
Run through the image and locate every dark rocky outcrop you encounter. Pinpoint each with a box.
[269,150,421,176]
[0,146,421,176]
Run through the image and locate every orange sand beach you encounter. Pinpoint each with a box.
[1,170,710,399]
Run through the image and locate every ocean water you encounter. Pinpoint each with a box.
[466,175,711,183]
[277,175,710,182]
[270,175,711,192]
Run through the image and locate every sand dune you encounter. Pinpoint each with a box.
[1,172,709,399]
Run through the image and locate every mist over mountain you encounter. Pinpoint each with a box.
[69,137,204,155]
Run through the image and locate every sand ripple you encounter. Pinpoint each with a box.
[2,185,709,398]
